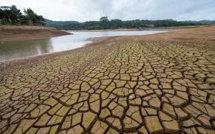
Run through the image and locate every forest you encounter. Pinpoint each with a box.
[0,5,45,26]
[46,17,203,30]
[0,6,207,30]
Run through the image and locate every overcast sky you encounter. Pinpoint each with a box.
[1,0,215,22]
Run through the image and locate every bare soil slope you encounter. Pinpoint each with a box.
[0,26,71,41]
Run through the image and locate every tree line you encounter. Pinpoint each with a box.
[0,5,45,26]
[46,17,203,30]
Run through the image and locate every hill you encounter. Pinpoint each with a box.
[196,20,215,25]
[45,19,79,29]
[44,19,211,30]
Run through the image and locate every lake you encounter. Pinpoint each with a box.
[0,30,166,61]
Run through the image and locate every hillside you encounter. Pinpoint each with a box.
[196,20,215,25]
[45,19,79,29]
[44,19,213,30]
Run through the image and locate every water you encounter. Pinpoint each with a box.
[0,30,165,61]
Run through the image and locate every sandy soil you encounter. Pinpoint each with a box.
[0,25,71,41]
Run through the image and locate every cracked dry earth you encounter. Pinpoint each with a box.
[0,27,215,134]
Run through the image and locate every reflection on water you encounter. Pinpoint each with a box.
[0,30,166,61]
[0,39,53,61]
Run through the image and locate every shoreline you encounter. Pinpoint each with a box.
[0,36,114,74]
[0,30,168,63]
[67,25,205,32]
[69,28,174,32]
[0,25,214,69]
[0,35,113,64]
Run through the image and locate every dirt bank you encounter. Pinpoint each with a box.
[0,25,71,41]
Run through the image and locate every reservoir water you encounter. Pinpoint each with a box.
[0,30,165,61]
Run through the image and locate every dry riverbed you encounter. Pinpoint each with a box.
[0,26,215,133]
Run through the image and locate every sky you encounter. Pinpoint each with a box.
[1,0,215,22]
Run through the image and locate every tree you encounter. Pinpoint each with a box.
[0,6,45,26]
[10,5,21,24]
[100,17,109,22]
[24,8,35,25]
[23,8,45,25]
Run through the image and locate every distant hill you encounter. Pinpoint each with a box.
[45,19,79,29]
[182,20,215,25]
[197,20,215,25]
[45,19,215,30]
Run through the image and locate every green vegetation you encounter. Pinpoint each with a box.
[46,17,204,30]
[1,6,213,30]
[45,19,79,29]
[0,5,45,26]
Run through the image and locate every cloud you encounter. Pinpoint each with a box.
[1,0,214,21]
